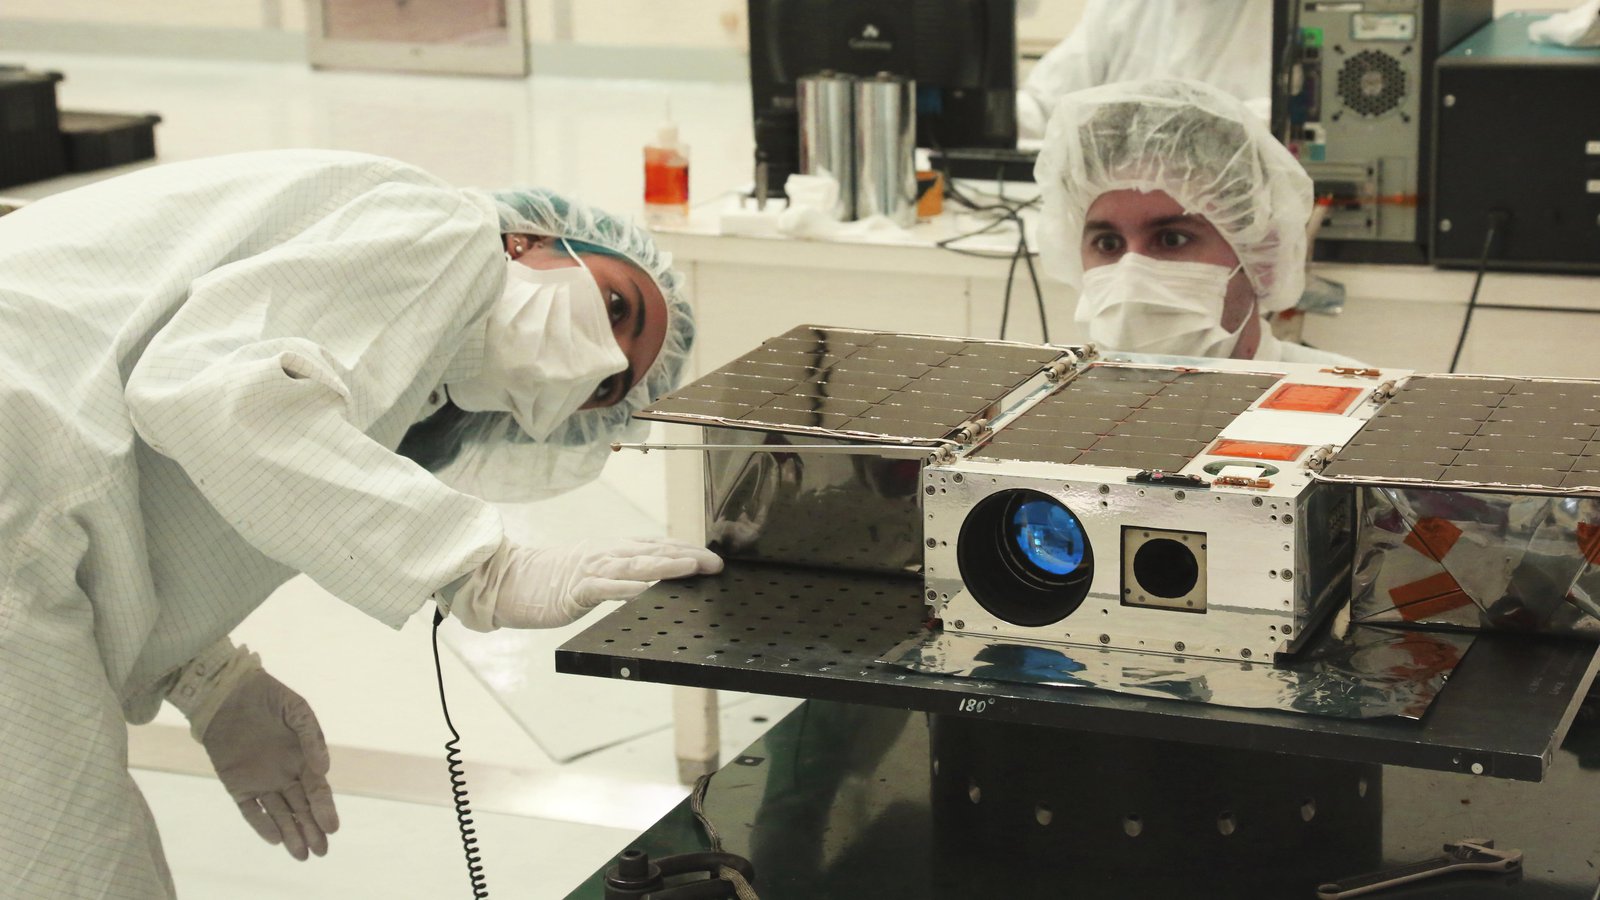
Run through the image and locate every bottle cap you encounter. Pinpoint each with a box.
[656,120,680,149]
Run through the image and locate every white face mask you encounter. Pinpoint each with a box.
[1077,253,1246,358]
[447,244,627,441]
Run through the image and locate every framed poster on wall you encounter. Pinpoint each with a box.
[308,0,529,76]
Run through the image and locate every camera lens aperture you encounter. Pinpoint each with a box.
[958,489,1094,627]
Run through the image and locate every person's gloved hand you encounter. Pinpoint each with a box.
[168,640,340,860]
[448,537,724,631]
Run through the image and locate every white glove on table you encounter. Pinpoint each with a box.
[168,639,340,860]
[447,537,724,631]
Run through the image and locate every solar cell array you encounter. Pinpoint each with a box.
[973,365,1283,471]
[638,326,1066,443]
[1322,376,1600,489]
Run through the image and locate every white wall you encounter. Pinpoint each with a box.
[0,0,306,31]
[0,1,1571,67]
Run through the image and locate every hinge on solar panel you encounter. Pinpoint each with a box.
[1369,380,1399,404]
[1307,445,1336,472]
[1045,345,1096,382]
[951,418,991,444]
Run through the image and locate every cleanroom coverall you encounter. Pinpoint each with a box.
[0,149,506,896]
[1018,0,1273,138]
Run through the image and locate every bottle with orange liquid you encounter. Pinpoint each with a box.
[643,110,689,226]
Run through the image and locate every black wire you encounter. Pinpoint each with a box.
[999,232,1023,339]
[1018,219,1049,344]
[432,609,489,898]
[1447,214,1504,373]
[935,171,1049,341]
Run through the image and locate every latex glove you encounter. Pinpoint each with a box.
[168,640,340,860]
[448,537,724,631]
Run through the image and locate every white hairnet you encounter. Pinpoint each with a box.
[401,188,694,501]
[1035,77,1314,312]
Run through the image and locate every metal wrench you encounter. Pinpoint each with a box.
[1316,838,1522,899]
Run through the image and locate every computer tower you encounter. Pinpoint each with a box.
[1431,12,1600,273]
[1277,0,1493,264]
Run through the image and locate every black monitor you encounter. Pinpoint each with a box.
[748,0,1018,196]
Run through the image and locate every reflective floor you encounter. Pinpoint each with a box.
[0,48,802,898]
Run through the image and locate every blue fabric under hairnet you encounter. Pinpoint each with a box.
[409,187,694,501]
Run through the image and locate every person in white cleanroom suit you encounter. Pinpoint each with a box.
[0,148,720,897]
[1016,0,1272,139]
[1035,78,1363,366]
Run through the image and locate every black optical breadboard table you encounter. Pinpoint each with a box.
[556,561,1600,782]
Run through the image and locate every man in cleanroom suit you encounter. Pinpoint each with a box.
[0,148,719,897]
[1035,78,1364,366]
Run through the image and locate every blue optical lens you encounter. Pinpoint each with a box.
[1009,498,1086,576]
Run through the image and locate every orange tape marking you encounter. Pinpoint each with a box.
[1261,383,1365,415]
[1388,571,1474,621]
[1209,439,1307,462]
[1404,517,1464,563]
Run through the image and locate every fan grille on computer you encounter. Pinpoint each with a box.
[1337,50,1406,118]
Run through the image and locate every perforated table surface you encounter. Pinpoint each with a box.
[556,561,1600,782]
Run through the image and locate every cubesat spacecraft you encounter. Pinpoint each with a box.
[635,324,1600,679]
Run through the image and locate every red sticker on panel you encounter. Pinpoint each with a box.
[1261,383,1365,414]
[1579,522,1600,566]
[1209,439,1308,462]
[1388,571,1475,621]
[1404,517,1464,562]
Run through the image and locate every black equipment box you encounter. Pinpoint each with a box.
[59,111,162,173]
[927,145,1038,184]
[1432,12,1600,273]
[0,69,67,189]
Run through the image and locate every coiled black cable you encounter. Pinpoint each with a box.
[432,609,489,898]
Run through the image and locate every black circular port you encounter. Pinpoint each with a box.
[957,489,1094,627]
[1132,538,1200,599]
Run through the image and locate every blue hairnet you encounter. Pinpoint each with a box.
[407,187,694,501]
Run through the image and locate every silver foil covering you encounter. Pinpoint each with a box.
[882,625,1475,720]
[1349,487,1600,635]
[853,73,916,226]
[797,71,856,222]
[704,427,926,576]
[1319,374,1600,635]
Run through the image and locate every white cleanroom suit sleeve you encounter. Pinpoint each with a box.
[1018,0,1273,139]
[125,180,505,628]
[1018,1,1106,140]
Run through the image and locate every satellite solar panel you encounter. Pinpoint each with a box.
[1321,375,1600,490]
[971,364,1279,469]
[636,325,1069,443]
